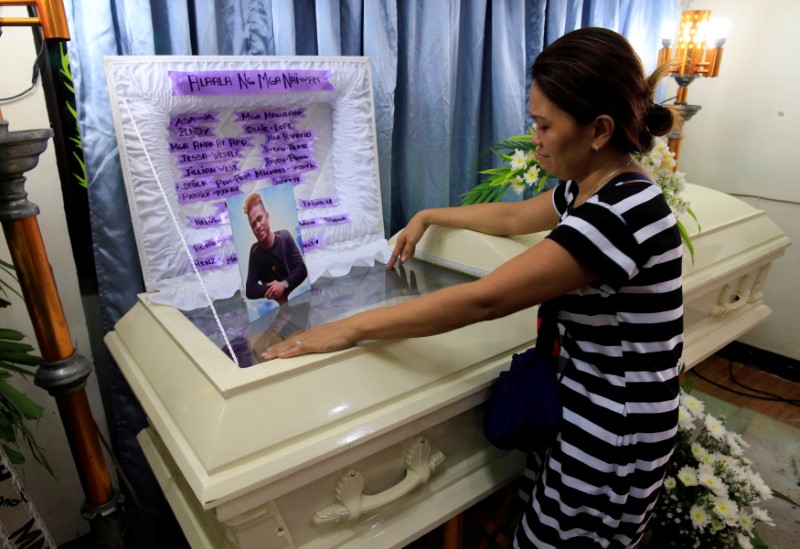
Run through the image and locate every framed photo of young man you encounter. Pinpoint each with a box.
[229,184,310,320]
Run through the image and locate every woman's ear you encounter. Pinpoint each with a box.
[591,115,615,150]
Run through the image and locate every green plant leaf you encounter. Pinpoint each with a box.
[0,340,35,353]
[2,444,25,464]
[0,329,25,341]
[0,361,38,377]
[676,220,695,265]
[0,381,44,420]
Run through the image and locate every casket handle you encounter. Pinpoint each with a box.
[313,436,445,526]
[711,275,752,317]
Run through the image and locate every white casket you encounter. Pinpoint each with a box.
[104,183,789,548]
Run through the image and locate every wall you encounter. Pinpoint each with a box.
[0,7,111,544]
[668,0,800,360]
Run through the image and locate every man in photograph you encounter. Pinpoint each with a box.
[243,192,308,304]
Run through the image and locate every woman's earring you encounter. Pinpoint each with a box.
[592,145,600,153]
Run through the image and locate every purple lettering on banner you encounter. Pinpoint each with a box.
[175,178,210,193]
[287,141,314,154]
[263,129,316,146]
[168,112,220,129]
[242,121,296,135]
[261,152,313,167]
[262,155,295,168]
[235,108,307,122]
[169,70,335,96]
[179,162,238,179]
[186,210,230,228]
[178,167,278,200]
[171,126,217,139]
[252,165,289,179]
[259,140,315,158]
[262,143,290,155]
[178,184,242,204]
[192,252,223,271]
[286,161,318,175]
[297,196,338,209]
[191,251,238,271]
[169,136,253,155]
[302,236,325,251]
[175,149,244,166]
[189,235,228,257]
[321,213,350,225]
[298,213,350,227]
[271,174,305,186]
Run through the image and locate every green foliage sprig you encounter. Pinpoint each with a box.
[0,261,51,475]
[462,132,698,260]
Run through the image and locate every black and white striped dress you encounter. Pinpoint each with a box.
[515,173,683,548]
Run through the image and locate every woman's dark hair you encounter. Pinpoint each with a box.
[531,27,674,153]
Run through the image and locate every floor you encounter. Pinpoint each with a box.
[407,354,800,549]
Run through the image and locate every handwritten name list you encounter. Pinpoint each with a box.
[167,101,342,272]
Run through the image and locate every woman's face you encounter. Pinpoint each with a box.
[529,83,595,181]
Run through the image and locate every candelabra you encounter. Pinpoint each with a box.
[0,0,128,545]
[657,9,729,169]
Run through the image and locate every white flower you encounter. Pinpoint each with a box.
[704,414,727,440]
[725,435,744,457]
[648,150,663,168]
[729,430,749,450]
[751,506,774,525]
[699,472,728,498]
[663,476,677,490]
[712,496,739,522]
[691,442,707,460]
[678,466,698,486]
[680,392,706,418]
[689,504,711,529]
[698,462,715,476]
[738,513,754,533]
[510,175,526,195]
[653,138,669,155]
[746,470,773,501]
[525,149,537,163]
[523,165,540,185]
[510,149,527,171]
[678,406,695,431]
[736,532,753,549]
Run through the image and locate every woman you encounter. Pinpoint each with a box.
[262,28,682,548]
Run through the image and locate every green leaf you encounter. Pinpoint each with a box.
[0,329,25,341]
[677,220,695,265]
[2,444,25,464]
[0,340,35,353]
[0,361,38,377]
[0,277,22,300]
[0,380,44,420]
[0,352,42,366]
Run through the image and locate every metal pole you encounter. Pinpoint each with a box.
[0,120,127,543]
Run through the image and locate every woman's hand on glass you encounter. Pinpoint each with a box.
[259,320,357,361]
[387,212,429,269]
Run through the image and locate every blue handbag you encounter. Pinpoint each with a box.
[483,300,563,453]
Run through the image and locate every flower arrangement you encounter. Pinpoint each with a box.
[460,129,550,205]
[647,389,774,549]
[462,132,698,259]
[634,136,699,260]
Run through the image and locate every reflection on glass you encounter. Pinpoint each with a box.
[183,259,477,367]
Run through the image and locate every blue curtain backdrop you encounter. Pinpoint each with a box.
[63,0,675,544]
